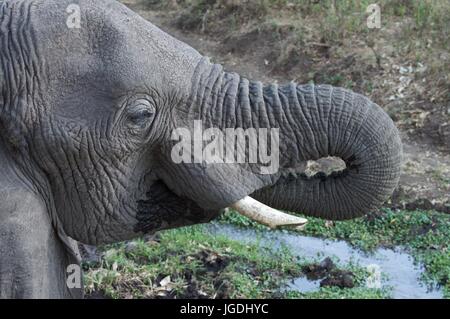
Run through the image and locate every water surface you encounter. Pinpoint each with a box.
[206,224,442,299]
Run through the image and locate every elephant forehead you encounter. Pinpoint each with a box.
[28,0,202,95]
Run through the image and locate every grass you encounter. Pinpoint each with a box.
[285,286,389,299]
[144,0,449,48]
[85,225,304,298]
[142,0,449,106]
[84,223,388,299]
[84,207,449,299]
[220,208,450,298]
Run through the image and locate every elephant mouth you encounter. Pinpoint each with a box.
[132,157,349,234]
[132,154,352,235]
[134,180,218,234]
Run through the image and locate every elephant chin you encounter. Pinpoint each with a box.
[134,180,219,234]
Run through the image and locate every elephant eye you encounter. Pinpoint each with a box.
[126,99,156,127]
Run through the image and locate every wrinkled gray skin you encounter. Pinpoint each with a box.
[0,0,402,298]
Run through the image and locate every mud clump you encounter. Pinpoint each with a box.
[191,249,231,273]
[320,271,355,289]
[302,257,335,280]
[302,257,355,289]
[172,249,232,299]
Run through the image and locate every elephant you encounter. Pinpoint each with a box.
[0,0,402,298]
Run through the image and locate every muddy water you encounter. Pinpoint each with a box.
[206,224,443,299]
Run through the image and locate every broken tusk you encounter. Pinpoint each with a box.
[230,196,307,230]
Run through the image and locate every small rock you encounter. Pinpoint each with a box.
[399,66,409,74]
[159,275,171,287]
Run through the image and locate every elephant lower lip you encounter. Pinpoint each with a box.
[134,180,217,234]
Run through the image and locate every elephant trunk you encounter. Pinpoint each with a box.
[190,58,402,220]
[251,82,403,220]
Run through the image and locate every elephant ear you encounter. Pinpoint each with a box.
[0,129,83,298]
[0,171,83,297]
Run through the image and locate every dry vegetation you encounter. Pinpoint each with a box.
[146,0,449,152]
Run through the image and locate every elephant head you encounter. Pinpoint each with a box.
[0,0,401,298]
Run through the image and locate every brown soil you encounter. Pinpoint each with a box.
[120,0,450,214]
